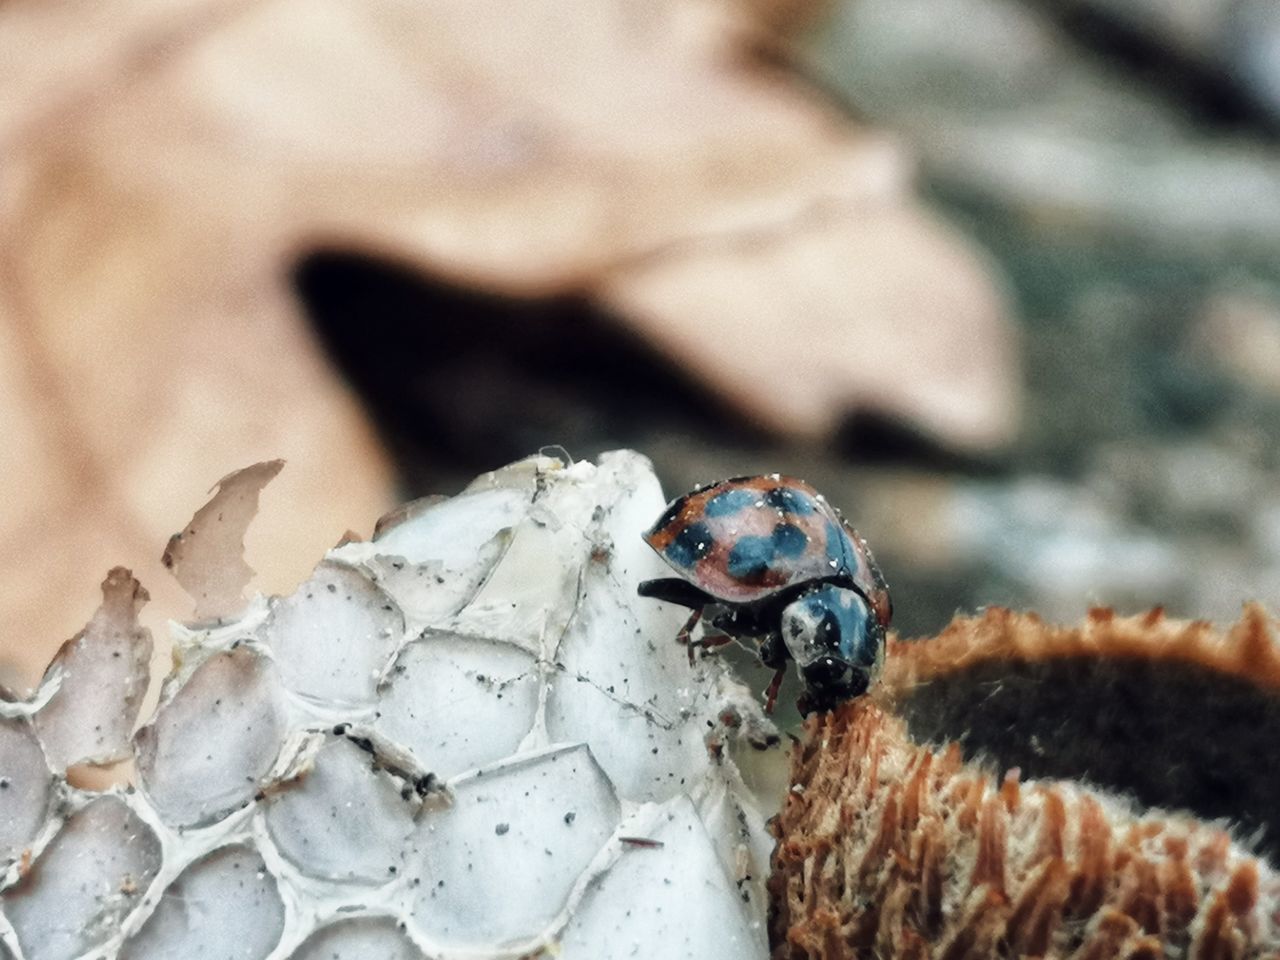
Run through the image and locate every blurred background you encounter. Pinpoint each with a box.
[4,0,1280,697]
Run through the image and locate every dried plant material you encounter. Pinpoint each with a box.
[877,605,1280,858]
[770,699,1280,960]
[542,463,752,804]
[0,0,221,142]
[375,635,540,780]
[406,744,621,948]
[0,263,393,694]
[883,604,1280,693]
[0,451,780,958]
[606,204,1017,447]
[133,647,288,827]
[31,568,151,770]
[729,0,831,37]
[119,843,283,960]
[1,796,162,960]
[263,561,404,706]
[559,797,766,960]
[351,486,527,629]
[263,736,417,883]
[162,460,283,621]
[290,917,423,959]
[0,720,53,866]
[372,495,448,540]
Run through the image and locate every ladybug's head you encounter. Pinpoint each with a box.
[780,584,883,710]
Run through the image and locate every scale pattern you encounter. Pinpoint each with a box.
[0,453,775,960]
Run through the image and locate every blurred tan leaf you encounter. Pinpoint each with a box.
[0,0,1016,684]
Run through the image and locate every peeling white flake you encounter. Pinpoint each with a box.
[33,568,152,770]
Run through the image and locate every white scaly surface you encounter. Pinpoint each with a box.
[0,451,777,960]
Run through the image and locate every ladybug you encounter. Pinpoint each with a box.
[638,475,891,714]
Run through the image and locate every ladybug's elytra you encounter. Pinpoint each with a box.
[637,475,890,714]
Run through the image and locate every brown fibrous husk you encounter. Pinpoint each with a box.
[878,605,1280,860]
[770,698,1280,960]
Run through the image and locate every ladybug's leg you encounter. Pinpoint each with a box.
[758,632,788,713]
[758,632,787,670]
[689,633,735,659]
[675,607,703,664]
[763,666,787,714]
[639,578,713,609]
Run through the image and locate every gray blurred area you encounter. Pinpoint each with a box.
[793,0,1280,635]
